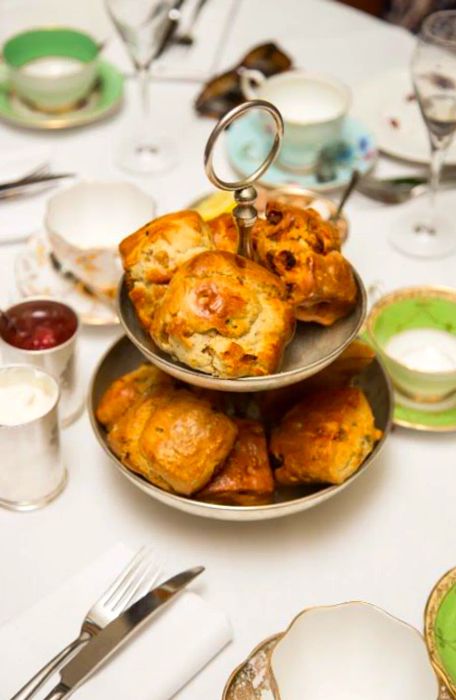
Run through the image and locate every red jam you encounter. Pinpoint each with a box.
[1,300,78,351]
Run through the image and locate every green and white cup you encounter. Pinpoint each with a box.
[367,286,456,408]
[2,27,99,113]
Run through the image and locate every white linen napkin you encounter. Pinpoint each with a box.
[0,543,232,699]
[0,146,53,245]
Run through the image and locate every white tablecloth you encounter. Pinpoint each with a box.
[1,2,455,699]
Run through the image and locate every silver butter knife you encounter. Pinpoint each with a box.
[0,173,74,200]
[41,566,204,700]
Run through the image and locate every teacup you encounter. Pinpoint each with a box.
[270,602,439,700]
[45,181,156,298]
[240,69,351,171]
[2,28,99,113]
[367,286,456,408]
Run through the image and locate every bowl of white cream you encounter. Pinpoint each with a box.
[45,181,156,299]
[2,27,99,113]
[367,286,456,408]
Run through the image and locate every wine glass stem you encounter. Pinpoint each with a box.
[138,66,150,122]
[427,141,445,231]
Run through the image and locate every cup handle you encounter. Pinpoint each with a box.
[239,68,266,100]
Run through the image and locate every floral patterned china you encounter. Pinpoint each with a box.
[224,603,441,700]
[226,113,376,192]
[15,232,118,326]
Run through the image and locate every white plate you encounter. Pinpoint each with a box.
[15,232,118,326]
[353,68,456,166]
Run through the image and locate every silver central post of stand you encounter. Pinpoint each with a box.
[204,100,284,258]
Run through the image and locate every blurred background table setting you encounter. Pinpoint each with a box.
[1,0,456,699]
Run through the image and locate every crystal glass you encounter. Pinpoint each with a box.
[389,11,456,258]
[105,0,177,174]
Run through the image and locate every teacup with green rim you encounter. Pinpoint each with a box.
[367,286,456,408]
[2,28,99,113]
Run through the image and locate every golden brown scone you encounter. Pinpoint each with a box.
[207,213,239,253]
[258,340,377,425]
[107,393,174,491]
[271,386,382,486]
[96,364,174,430]
[150,250,295,378]
[251,202,358,326]
[139,390,238,495]
[197,419,274,506]
[305,339,376,389]
[119,210,217,330]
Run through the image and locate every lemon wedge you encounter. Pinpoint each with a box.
[194,191,235,220]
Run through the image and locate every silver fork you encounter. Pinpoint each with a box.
[11,547,160,700]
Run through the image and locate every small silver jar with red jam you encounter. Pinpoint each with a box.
[0,298,82,427]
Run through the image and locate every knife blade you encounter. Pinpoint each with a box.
[0,173,74,200]
[154,0,187,60]
[42,566,204,700]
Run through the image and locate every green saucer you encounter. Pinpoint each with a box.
[394,398,456,433]
[0,59,123,130]
[425,567,456,697]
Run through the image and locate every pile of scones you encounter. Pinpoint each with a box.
[119,202,358,378]
[95,203,381,506]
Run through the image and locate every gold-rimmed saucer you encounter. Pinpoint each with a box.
[0,60,123,131]
[222,634,281,700]
[15,232,118,326]
[425,567,456,698]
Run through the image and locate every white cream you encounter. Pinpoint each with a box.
[20,56,84,79]
[0,368,57,426]
[385,328,456,373]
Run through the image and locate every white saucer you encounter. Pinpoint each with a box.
[353,68,456,166]
[15,232,118,326]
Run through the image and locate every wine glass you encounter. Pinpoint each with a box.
[389,11,456,258]
[105,0,177,174]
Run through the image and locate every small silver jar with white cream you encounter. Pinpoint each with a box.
[0,365,66,511]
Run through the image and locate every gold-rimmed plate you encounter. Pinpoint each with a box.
[425,567,456,698]
[222,634,281,700]
[16,232,118,326]
[117,270,367,392]
[188,185,349,245]
[88,335,392,522]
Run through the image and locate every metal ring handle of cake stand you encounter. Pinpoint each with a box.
[204,99,284,257]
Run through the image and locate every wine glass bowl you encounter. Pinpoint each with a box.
[389,10,456,258]
[105,0,177,173]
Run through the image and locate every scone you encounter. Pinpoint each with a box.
[258,339,376,425]
[251,202,358,326]
[150,250,295,378]
[119,210,237,330]
[207,212,239,252]
[197,419,274,505]
[139,390,238,495]
[96,363,174,429]
[107,392,174,491]
[271,386,382,486]
[119,211,215,330]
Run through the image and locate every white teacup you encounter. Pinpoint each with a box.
[240,70,351,171]
[271,603,439,700]
[45,181,156,299]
